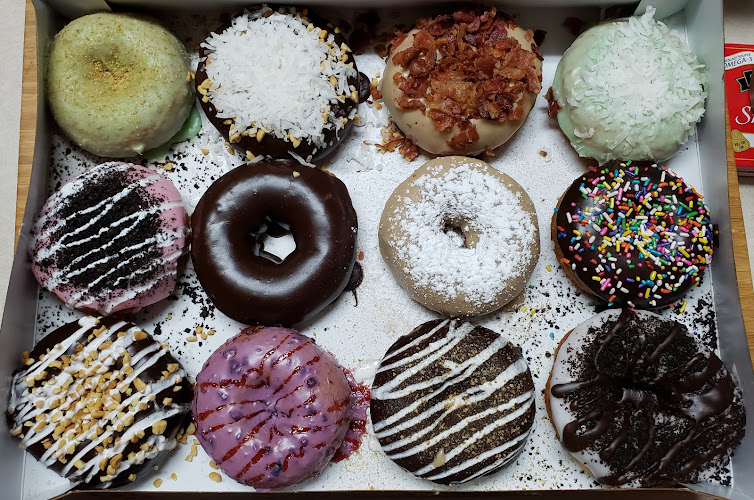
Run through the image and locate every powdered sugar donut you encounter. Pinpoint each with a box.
[379,156,539,316]
[30,162,189,315]
[196,6,363,164]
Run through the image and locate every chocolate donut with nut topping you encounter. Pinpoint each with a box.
[6,316,192,489]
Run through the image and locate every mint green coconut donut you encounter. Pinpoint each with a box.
[550,8,707,165]
[47,13,194,157]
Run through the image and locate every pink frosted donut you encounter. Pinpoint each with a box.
[193,326,369,490]
[30,162,188,314]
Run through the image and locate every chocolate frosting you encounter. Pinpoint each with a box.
[6,317,192,489]
[190,161,358,326]
[371,319,535,484]
[553,161,713,308]
[196,8,367,163]
[550,309,746,487]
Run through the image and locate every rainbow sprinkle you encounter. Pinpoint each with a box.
[557,163,713,308]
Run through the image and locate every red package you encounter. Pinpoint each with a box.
[725,43,754,174]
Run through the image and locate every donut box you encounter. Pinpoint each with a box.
[3,0,754,499]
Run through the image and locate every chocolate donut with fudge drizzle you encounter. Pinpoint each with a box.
[6,316,192,488]
[546,309,746,487]
[371,319,535,484]
[192,326,369,490]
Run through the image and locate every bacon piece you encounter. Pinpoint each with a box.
[453,10,476,24]
[545,87,561,117]
[396,96,426,112]
[427,109,455,131]
[448,122,479,150]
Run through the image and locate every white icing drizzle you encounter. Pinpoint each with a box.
[372,319,535,483]
[31,162,188,313]
[8,317,190,487]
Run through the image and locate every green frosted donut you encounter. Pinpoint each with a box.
[47,13,194,157]
[550,8,707,164]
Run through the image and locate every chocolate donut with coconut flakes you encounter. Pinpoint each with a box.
[196,5,365,164]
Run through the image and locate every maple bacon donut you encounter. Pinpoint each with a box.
[192,326,369,489]
[546,309,746,487]
[553,161,713,308]
[190,161,358,326]
[381,8,543,155]
[379,156,539,316]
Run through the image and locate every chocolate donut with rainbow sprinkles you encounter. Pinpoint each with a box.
[553,161,713,308]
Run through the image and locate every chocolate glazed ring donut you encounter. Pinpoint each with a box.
[190,161,358,326]
[195,6,369,163]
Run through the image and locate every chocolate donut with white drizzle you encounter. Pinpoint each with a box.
[370,319,535,484]
[6,316,192,488]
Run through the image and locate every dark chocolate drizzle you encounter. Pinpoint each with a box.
[550,309,745,487]
[196,7,363,163]
[190,160,358,326]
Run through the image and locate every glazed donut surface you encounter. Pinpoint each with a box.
[546,309,746,487]
[193,326,368,489]
[190,161,358,326]
[379,156,539,316]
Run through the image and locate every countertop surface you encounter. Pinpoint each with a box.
[0,0,753,325]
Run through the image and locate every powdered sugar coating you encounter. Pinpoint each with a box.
[379,157,539,316]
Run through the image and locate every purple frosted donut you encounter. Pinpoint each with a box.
[193,326,368,489]
[30,162,189,315]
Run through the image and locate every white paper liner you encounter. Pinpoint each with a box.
[18,5,740,499]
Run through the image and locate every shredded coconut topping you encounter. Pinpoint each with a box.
[554,7,707,163]
[201,6,357,150]
[387,161,536,305]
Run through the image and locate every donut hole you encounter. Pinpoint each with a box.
[442,217,476,249]
[251,216,296,263]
